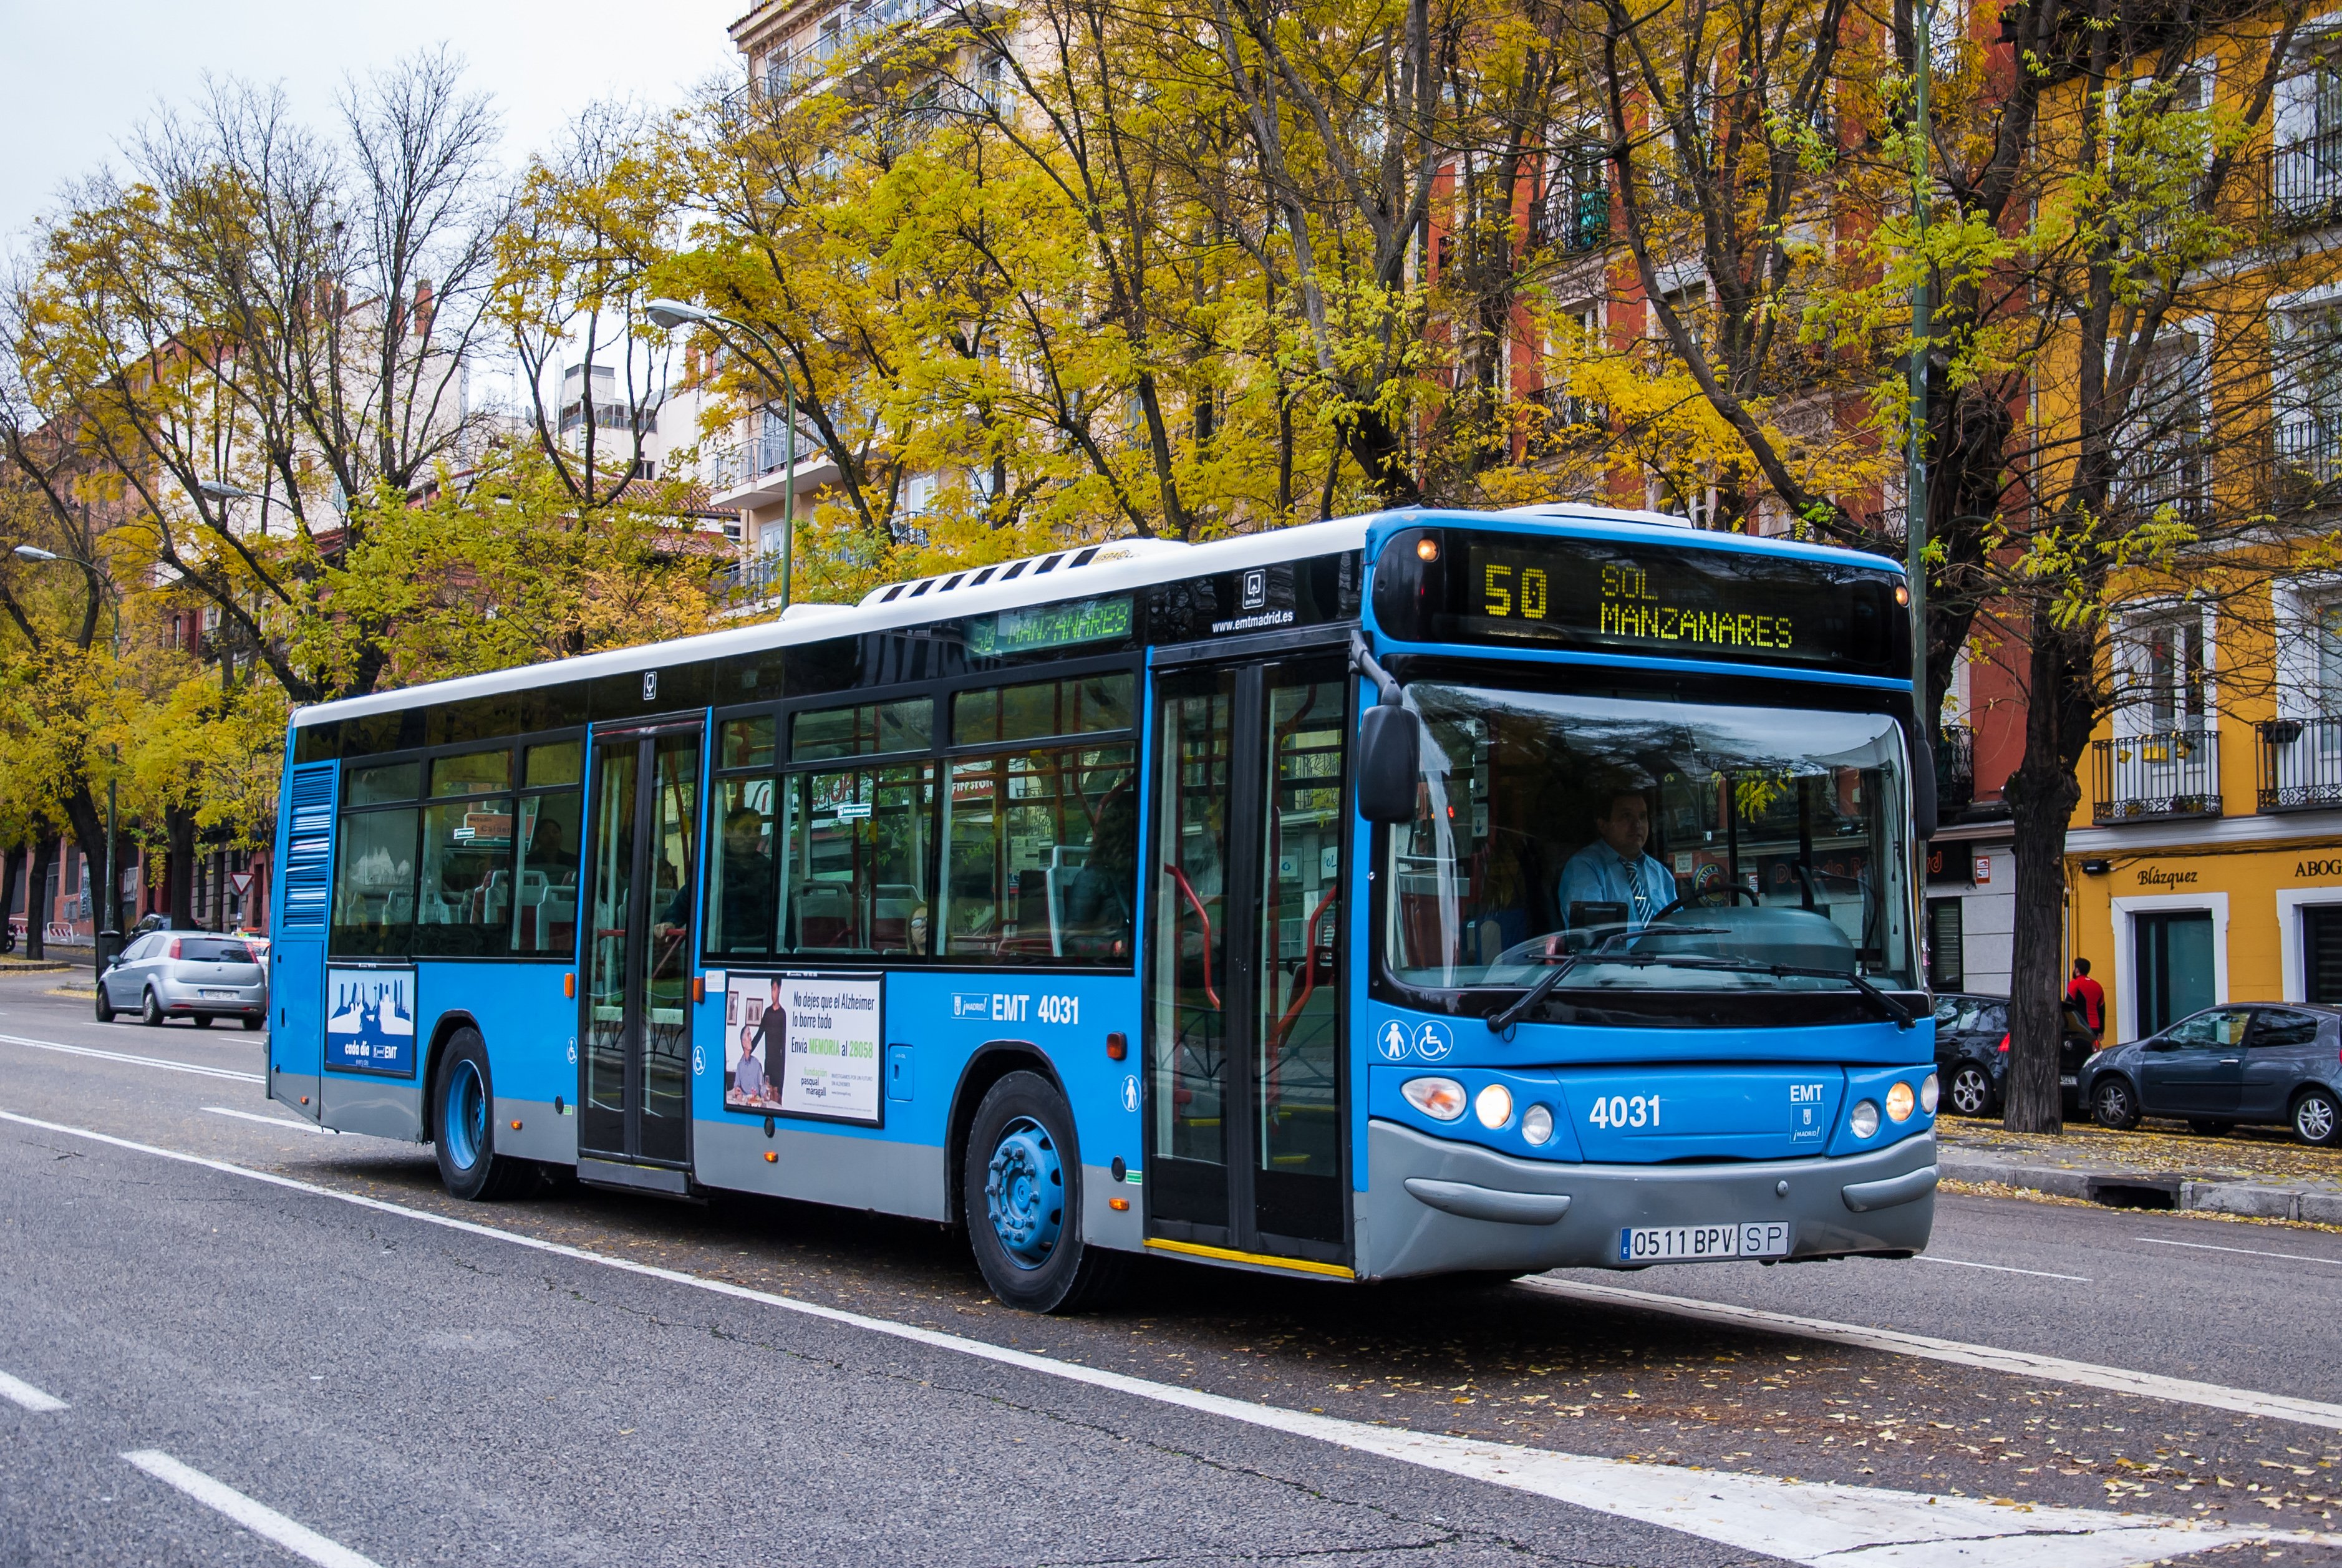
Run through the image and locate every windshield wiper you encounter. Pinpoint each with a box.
[1575,953,1915,1028]
[1484,926,1730,1033]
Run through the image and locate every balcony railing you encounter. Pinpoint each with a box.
[1935,724,1975,816]
[2273,132,2342,230]
[2092,727,2223,822]
[2258,715,2342,811]
[2110,442,2210,525]
[710,422,827,493]
[1533,148,1610,254]
[715,549,789,609]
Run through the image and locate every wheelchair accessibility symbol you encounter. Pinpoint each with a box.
[1413,1021,1455,1062]
[692,1046,706,1077]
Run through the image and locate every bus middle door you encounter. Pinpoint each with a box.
[1144,652,1350,1272]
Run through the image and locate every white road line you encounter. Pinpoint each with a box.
[2139,1236,2342,1267]
[1522,1275,2342,1433]
[0,1033,262,1084]
[123,1450,380,1568]
[1915,1256,2091,1282]
[0,1110,2303,1568]
[0,1369,67,1412]
[203,1106,336,1135]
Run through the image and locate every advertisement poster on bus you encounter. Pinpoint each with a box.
[324,967,416,1077]
[722,971,883,1124]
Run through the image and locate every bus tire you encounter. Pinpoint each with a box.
[963,1071,1127,1314]
[432,1030,534,1201]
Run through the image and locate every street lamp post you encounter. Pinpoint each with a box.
[12,543,123,965]
[646,299,799,611]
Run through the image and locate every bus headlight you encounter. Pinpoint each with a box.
[1849,1099,1882,1138]
[1403,1077,1468,1121]
[1474,1083,1514,1129]
[1885,1082,1916,1123]
[1521,1103,1556,1145]
[1919,1073,1940,1115]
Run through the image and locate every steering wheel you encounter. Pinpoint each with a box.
[1649,884,1761,922]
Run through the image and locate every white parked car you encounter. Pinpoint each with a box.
[97,932,268,1029]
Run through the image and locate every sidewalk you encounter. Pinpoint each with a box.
[0,952,84,975]
[1938,1116,2342,1224]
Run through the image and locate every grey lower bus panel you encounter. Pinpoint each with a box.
[493,1098,577,1166]
[1357,1119,1937,1280]
[693,1116,951,1221]
[321,1073,424,1144]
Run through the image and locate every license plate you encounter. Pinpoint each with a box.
[2060,1075,2078,1087]
[1619,1222,1792,1264]
[200,989,236,999]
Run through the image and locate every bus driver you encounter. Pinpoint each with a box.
[1558,788,1678,934]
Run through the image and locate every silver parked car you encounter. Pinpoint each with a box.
[96,932,268,1030]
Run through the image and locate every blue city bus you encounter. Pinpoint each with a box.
[267,505,1940,1311]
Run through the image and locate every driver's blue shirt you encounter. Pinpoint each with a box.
[1558,841,1677,931]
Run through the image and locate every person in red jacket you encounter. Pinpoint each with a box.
[2068,958,2106,1041]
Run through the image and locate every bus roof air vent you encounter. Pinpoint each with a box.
[855,537,1191,606]
[1496,503,1696,531]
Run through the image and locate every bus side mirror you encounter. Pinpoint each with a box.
[1910,735,1938,841]
[1357,704,1418,824]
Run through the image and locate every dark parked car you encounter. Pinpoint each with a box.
[2084,1004,2342,1144]
[1932,992,2096,1116]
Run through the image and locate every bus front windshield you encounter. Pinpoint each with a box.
[1384,684,1919,997]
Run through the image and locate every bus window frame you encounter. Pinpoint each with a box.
[702,651,1146,970]
[331,725,589,965]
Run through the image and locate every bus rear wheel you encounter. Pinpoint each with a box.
[963,1071,1126,1314]
[432,1030,535,1201]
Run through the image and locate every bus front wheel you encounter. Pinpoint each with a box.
[963,1071,1127,1314]
[432,1030,535,1201]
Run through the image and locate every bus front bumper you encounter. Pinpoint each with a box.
[1360,1119,1937,1280]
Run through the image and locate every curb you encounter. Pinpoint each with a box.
[1940,1152,2342,1225]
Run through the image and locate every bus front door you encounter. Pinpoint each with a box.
[1145,654,1350,1270]
[579,722,702,1180]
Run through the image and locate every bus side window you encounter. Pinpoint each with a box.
[943,742,1135,961]
[332,803,419,957]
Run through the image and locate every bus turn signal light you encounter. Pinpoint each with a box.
[510,1120,523,1131]
[1106,1032,1128,1060]
[692,977,705,1004]
[1109,1197,1130,1211]
[765,1151,778,1163]
[1885,1082,1915,1123]
[564,973,576,999]
[1401,1077,1467,1121]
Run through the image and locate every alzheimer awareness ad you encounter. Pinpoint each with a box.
[723,971,883,1124]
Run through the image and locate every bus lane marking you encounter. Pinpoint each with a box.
[123,1449,381,1568]
[203,1106,339,1135]
[0,1033,263,1084]
[0,1368,68,1412]
[1914,1256,2091,1282]
[1524,1275,2342,1431]
[0,1107,2305,1568]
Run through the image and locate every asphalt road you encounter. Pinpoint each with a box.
[3,969,2340,1567]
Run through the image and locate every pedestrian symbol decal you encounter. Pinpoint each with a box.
[1121,1075,1140,1113]
[1414,1020,1455,1062]
[1377,1020,1411,1062]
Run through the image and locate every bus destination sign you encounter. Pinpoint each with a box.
[1374,527,1900,675]
[965,593,1134,658]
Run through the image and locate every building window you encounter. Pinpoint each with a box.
[1926,898,1964,991]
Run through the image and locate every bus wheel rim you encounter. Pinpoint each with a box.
[447,1060,486,1171]
[984,1116,1063,1269]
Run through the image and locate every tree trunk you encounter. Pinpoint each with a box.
[26,838,55,961]
[165,808,197,929]
[2000,614,2093,1134]
[0,848,17,954]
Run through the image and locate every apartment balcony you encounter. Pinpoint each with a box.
[715,548,790,611]
[2092,728,2223,823]
[2110,445,2210,526]
[1935,724,1975,817]
[2272,133,2342,231]
[2258,716,2342,811]
[1532,147,1610,255]
[709,422,836,510]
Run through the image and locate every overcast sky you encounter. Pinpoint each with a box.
[0,0,747,244]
